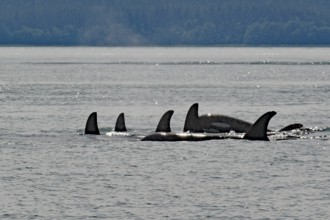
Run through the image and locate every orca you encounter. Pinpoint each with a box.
[115,113,127,132]
[184,103,303,133]
[184,103,250,133]
[85,112,100,135]
[141,132,224,142]
[141,111,276,141]
[155,110,174,132]
[84,112,127,135]
[243,111,276,141]
[278,123,303,132]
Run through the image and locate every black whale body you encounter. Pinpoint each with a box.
[84,108,278,141]
[183,103,303,133]
[142,110,277,141]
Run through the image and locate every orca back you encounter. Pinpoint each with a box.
[141,132,223,141]
[279,123,303,132]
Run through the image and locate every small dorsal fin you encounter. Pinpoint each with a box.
[156,110,174,132]
[85,112,100,135]
[115,113,127,132]
[279,123,303,132]
[183,103,203,132]
[243,111,276,141]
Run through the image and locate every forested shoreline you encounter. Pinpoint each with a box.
[1,0,330,46]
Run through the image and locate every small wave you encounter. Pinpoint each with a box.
[271,133,302,141]
[300,135,329,140]
[22,61,330,66]
[297,126,330,132]
[105,131,133,137]
[271,127,330,141]
[313,127,330,132]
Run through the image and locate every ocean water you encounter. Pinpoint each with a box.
[0,47,329,219]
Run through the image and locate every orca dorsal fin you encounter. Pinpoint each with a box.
[279,123,303,132]
[115,113,127,132]
[85,112,100,135]
[156,110,174,132]
[243,111,276,141]
[183,103,203,132]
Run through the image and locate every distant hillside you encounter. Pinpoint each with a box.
[1,0,330,46]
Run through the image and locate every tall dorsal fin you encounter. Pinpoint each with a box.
[115,113,127,132]
[85,112,100,135]
[156,110,174,132]
[243,111,276,141]
[183,103,203,132]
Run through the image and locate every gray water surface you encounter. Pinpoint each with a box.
[0,47,329,219]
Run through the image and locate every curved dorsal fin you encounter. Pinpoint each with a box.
[279,123,303,132]
[243,111,276,141]
[183,103,203,132]
[85,112,100,135]
[156,110,174,132]
[115,113,127,132]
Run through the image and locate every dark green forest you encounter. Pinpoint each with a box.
[1,0,330,46]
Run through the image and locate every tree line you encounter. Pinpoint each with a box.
[1,0,330,46]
